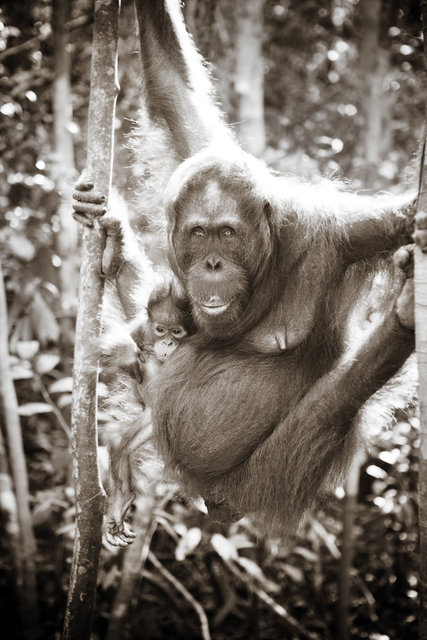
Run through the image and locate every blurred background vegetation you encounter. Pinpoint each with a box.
[0,0,424,638]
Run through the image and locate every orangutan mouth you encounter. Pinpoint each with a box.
[200,296,231,315]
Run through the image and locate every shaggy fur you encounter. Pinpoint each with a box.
[99,261,195,545]
[128,0,417,536]
[78,1,416,538]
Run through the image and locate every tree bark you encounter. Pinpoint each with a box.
[416,198,427,640]
[62,1,120,638]
[417,5,427,638]
[0,262,39,639]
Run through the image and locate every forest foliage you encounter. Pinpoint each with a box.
[0,0,425,639]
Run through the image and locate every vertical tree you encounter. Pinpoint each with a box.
[337,450,365,640]
[62,1,120,638]
[234,0,266,156]
[52,0,79,363]
[416,9,427,640]
[184,0,266,157]
[0,262,39,640]
[356,0,393,186]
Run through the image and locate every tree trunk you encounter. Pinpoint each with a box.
[357,0,393,187]
[337,451,365,640]
[416,188,427,640]
[62,1,120,638]
[52,0,79,366]
[234,0,266,157]
[417,5,427,638]
[0,262,39,640]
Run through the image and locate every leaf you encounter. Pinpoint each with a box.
[378,449,401,465]
[29,291,59,347]
[10,364,34,380]
[100,565,121,590]
[56,522,77,537]
[35,354,60,374]
[173,523,188,537]
[32,500,55,528]
[15,340,39,360]
[228,533,255,551]
[57,394,72,409]
[366,464,387,480]
[175,527,202,561]
[311,521,340,559]
[237,557,280,592]
[49,377,73,393]
[282,563,304,583]
[18,402,53,416]
[293,546,318,562]
[211,533,238,561]
[7,231,36,261]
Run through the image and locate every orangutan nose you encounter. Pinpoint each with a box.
[205,255,222,272]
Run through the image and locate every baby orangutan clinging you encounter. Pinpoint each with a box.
[101,276,194,399]
[73,181,195,546]
[100,278,195,546]
[136,281,193,362]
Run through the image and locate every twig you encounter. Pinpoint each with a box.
[354,573,378,622]
[10,69,52,98]
[217,554,319,640]
[0,15,90,62]
[148,551,211,640]
[34,372,71,439]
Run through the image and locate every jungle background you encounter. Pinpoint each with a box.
[0,0,425,638]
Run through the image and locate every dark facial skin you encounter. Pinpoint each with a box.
[146,297,189,361]
[150,321,187,361]
[171,179,269,335]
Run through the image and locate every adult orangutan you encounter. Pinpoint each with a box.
[74,0,418,536]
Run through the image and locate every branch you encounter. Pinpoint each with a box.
[148,551,211,640]
[34,372,71,439]
[0,15,89,63]
[62,1,120,639]
[216,549,319,640]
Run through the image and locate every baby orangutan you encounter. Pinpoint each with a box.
[73,181,195,546]
[101,277,195,407]
[100,278,195,546]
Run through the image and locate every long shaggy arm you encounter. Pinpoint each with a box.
[134,0,231,158]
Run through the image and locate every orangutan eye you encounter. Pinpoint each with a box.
[172,327,186,338]
[221,226,235,238]
[154,326,166,336]
[191,226,205,237]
